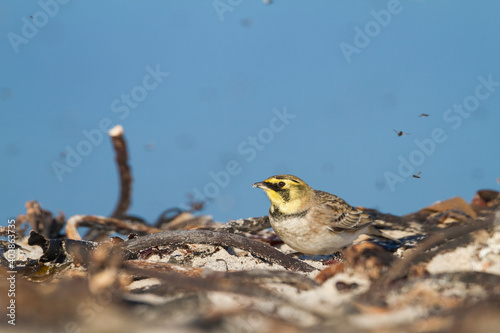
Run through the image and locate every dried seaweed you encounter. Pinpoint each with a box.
[124,263,282,299]
[16,201,65,238]
[217,216,271,234]
[122,263,325,322]
[27,230,99,266]
[155,210,215,230]
[123,229,316,272]
[109,125,132,219]
[360,213,496,305]
[209,269,319,290]
[66,215,162,240]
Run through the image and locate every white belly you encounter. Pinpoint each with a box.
[270,215,364,255]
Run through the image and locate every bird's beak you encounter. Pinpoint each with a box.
[252,181,268,190]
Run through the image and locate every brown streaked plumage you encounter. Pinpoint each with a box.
[253,174,397,255]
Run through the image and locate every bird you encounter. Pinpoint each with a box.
[253,174,398,255]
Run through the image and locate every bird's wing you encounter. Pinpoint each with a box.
[312,190,374,232]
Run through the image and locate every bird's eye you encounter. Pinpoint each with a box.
[278,181,286,188]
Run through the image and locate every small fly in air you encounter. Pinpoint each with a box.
[394,130,409,136]
[186,193,206,212]
[412,171,422,179]
[419,113,429,117]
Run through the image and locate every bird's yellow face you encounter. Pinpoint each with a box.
[252,174,312,214]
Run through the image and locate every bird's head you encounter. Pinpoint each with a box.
[252,174,313,214]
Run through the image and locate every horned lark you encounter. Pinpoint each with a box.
[253,174,395,255]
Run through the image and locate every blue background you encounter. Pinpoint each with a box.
[1,0,499,226]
